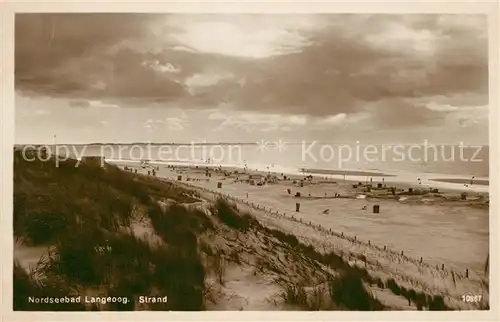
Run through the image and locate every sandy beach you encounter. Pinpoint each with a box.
[106,158,489,194]
[115,160,489,268]
[107,160,489,305]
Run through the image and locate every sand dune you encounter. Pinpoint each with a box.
[111,161,489,310]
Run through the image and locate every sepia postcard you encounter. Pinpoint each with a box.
[1,1,499,321]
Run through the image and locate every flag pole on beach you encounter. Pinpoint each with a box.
[54,134,57,159]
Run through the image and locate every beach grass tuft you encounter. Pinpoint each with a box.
[328,271,384,310]
[212,198,258,231]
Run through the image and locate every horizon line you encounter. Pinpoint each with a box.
[13,141,490,147]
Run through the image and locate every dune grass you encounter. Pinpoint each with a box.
[13,260,86,311]
[25,211,208,310]
[14,152,455,311]
[210,198,259,232]
[14,152,208,311]
[329,271,385,310]
[210,199,453,311]
[280,284,310,309]
[279,271,385,311]
[14,151,198,246]
[148,202,214,247]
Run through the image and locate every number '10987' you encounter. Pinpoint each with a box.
[461,294,482,303]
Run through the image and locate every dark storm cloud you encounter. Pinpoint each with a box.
[15,13,488,126]
[15,13,188,101]
[224,14,488,117]
[172,14,488,121]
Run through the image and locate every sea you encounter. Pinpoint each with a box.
[42,143,489,186]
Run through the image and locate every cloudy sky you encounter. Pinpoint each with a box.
[15,14,488,144]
